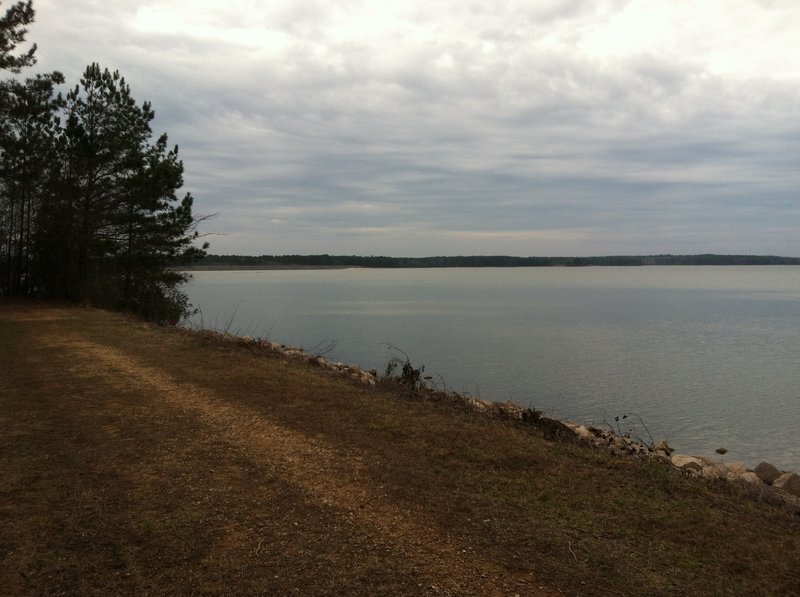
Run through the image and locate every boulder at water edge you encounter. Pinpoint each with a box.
[651,439,674,456]
[671,454,704,473]
[754,462,782,486]
[772,472,800,498]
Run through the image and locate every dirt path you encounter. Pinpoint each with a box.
[0,304,542,596]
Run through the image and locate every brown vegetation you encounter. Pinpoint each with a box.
[1,300,799,595]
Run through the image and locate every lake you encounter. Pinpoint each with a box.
[182,266,800,471]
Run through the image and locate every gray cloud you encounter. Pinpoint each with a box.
[26,0,800,256]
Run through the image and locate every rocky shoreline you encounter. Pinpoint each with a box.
[459,395,800,503]
[194,327,800,505]
[557,421,800,499]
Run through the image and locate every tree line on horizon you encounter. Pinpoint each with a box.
[198,254,800,268]
[0,1,206,322]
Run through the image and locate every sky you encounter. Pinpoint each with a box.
[22,0,800,256]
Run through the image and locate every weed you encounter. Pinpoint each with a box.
[382,343,426,389]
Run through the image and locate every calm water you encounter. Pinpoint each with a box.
[182,267,800,470]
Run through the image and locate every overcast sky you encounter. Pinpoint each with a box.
[25,0,800,256]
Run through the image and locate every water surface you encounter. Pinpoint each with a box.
[183,267,800,470]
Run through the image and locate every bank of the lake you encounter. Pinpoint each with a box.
[182,266,800,472]
[2,300,799,595]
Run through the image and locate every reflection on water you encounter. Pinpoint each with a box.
[183,266,800,470]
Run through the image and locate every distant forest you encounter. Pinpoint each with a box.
[198,254,800,268]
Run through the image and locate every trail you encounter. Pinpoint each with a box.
[0,304,542,596]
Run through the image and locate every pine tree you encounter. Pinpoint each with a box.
[0,1,36,73]
[0,0,59,294]
[45,63,207,321]
[0,72,63,294]
[1,3,207,321]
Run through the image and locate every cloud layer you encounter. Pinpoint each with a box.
[28,0,800,256]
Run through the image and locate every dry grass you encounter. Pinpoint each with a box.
[1,299,799,596]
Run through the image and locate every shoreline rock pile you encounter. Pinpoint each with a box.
[190,328,800,503]
[228,334,382,386]
[555,420,800,501]
[437,394,800,502]
[412,391,800,501]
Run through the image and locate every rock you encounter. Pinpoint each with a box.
[586,425,605,438]
[651,439,674,455]
[464,397,489,413]
[612,437,630,451]
[492,400,523,420]
[754,462,782,486]
[700,460,727,478]
[738,471,762,484]
[359,372,376,385]
[773,472,800,498]
[715,447,728,455]
[671,454,704,472]
[574,425,594,441]
[726,462,748,475]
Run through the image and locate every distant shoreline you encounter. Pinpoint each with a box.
[183,265,359,271]
[183,263,800,271]
[189,253,800,269]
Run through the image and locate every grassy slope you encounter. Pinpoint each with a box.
[1,300,799,596]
